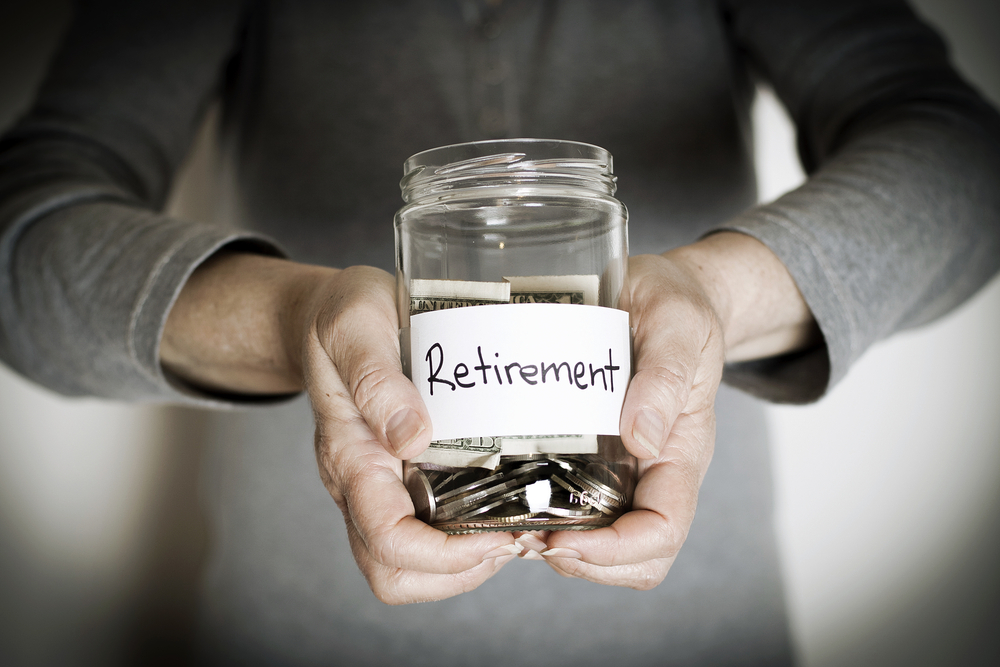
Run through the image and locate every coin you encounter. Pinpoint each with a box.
[437,482,527,520]
[405,467,437,523]
[583,462,623,490]
[450,493,521,521]
[413,453,631,530]
[435,471,505,503]
[537,505,595,518]
[564,470,625,507]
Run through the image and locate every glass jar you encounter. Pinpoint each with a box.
[395,138,635,534]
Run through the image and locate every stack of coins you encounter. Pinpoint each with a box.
[405,454,630,534]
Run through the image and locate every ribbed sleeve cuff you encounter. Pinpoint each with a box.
[3,196,291,406]
[711,208,854,403]
[128,223,290,406]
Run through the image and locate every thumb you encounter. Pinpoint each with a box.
[619,256,724,460]
[311,266,432,458]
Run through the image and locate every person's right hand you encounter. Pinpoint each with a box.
[161,255,520,604]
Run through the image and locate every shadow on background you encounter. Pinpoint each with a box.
[1,3,209,664]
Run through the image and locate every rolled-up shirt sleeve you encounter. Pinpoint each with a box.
[0,0,283,403]
[716,0,1000,403]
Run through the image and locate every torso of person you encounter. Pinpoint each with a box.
[196,2,787,665]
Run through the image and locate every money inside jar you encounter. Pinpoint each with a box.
[403,275,634,534]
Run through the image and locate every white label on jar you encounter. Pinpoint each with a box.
[409,303,631,441]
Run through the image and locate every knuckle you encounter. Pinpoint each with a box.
[628,564,668,591]
[649,520,683,560]
[340,448,388,506]
[646,363,691,398]
[351,361,395,417]
[312,434,340,493]
[318,285,392,352]
[312,415,357,473]
[454,564,490,595]
[368,522,404,569]
[631,364,692,414]
[661,510,693,556]
[636,500,692,561]
[662,441,705,476]
[368,575,406,606]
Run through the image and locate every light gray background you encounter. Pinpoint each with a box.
[0,1,997,665]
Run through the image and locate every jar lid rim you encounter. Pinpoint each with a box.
[403,138,613,175]
[401,139,617,203]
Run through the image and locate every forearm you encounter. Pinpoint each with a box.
[161,252,337,395]
[666,232,820,362]
[722,0,1000,398]
[159,231,820,396]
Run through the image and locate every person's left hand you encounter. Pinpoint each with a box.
[526,232,818,587]
[529,250,725,586]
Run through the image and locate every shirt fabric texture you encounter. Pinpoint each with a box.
[1,1,998,665]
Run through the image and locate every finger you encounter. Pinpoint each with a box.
[543,551,675,590]
[343,520,514,604]
[309,338,517,575]
[512,531,549,556]
[542,410,714,570]
[619,255,724,459]
[314,265,432,458]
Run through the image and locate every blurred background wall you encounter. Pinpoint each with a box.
[0,0,997,665]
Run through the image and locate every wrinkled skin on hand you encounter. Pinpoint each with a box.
[539,253,726,588]
[162,233,808,602]
[300,266,519,604]
[299,253,727,598]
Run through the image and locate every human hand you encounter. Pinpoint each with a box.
[300,265,520,603]
[162,256,519,604]
[534,232,819,587]
[531,250,725,586]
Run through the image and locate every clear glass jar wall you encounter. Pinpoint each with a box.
[395,139,635,534]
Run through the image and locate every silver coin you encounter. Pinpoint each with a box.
[574,467,624,498]
[542,478,616,516]
[435,471,505,502]
[498,453,549,463]
[583,462,624,490]
[405,467,437,523]
[505,459,558,476]
[550,474,582,495]
[489,514,539,525]
[537,505,596,518]
[449,493,522,521]
[436,481,529,520]
[564,470,625,507]
[431,470,471,495]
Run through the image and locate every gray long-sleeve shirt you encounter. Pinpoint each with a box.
[1,1,998,665]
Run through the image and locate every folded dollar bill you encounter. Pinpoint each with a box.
[409,278,510,314]
[504,274,599,306]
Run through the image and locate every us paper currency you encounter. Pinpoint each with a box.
[409,278,510,314]
[504,274,599,306]
[408,274,601,468]
[495,433,598,456]
[410,436,502,469]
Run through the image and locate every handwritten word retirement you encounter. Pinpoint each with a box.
[425,344,621,395]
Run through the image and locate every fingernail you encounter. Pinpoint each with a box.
[540,547,582,560]
[520,549,544,561]
[482,544,521,561]
[386,408,425,455]
[492,554,516,570]
[633,408,664,458]
[514,534,547,553]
